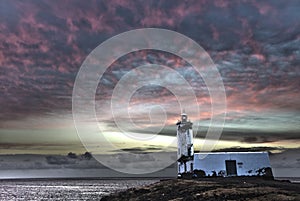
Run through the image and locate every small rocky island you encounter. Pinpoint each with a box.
[101,178,300,201]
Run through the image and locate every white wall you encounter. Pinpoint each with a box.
[194,152,271,176]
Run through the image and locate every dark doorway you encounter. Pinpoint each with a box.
[225,160,237,176]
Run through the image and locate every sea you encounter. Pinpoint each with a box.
[0,179,159,200]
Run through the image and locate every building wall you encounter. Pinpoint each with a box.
[193,152,271,176]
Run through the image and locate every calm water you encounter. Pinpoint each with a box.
[0,179,158,200]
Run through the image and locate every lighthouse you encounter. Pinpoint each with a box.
[176,112,273,178]
[176,112,194,174]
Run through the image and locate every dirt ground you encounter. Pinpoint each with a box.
[101,177,300,201]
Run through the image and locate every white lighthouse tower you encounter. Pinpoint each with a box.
[176,112,194,174]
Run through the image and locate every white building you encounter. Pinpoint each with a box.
[193,152,272,177]
[176,113,273,177]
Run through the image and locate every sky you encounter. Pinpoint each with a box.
[0,0,299,155]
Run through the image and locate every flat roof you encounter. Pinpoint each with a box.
[195,152,268,154]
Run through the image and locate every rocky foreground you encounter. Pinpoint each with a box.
[101,178,300,201]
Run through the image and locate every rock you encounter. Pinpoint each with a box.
[101,178,300,201]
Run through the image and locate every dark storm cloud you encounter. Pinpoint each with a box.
[0,0,299,145]
[112,146,163,154]
[36,10,67,30]
[0,2,20,31]
[212,146,280,153]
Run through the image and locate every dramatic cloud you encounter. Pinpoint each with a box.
[0,0,299,153]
